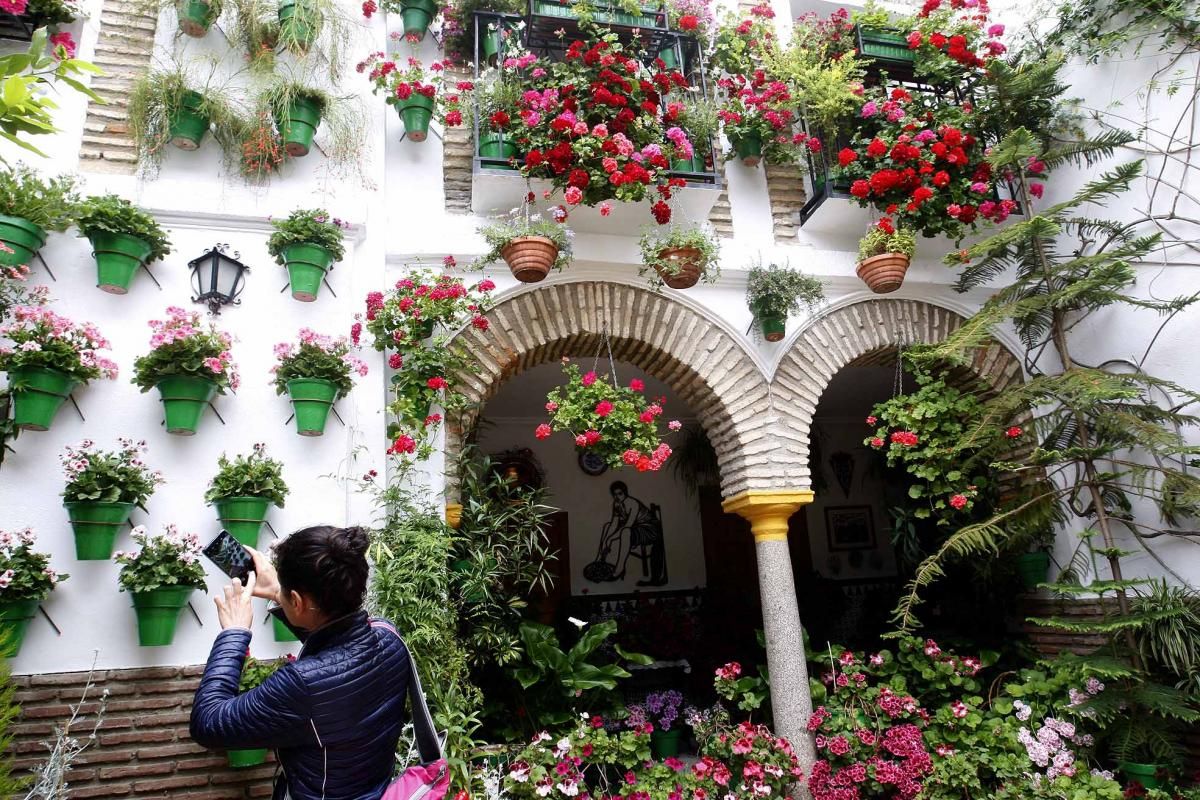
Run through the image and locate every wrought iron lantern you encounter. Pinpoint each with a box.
[189,244,249,315]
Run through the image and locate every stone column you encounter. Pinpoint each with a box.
[723,490,817,774]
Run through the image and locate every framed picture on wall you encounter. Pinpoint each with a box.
[824,506,876,551]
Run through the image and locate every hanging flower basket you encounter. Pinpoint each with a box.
[286,378,339,436]
[89,231,153,294]
[168,90,210,150]
[399,0,437,37]
[856,252,910,294]
[65,501,135,560]
[130,586,193,646]
[653,246,703,289]
[227,749,269,768]
[282,243,334,302]
[277,0,317,49]
[7,366,77,431]
[0,214,47,268]
[279,95,323,157]
[397,94,434,142]
[0,598,40,658]
[177,0,218,37]
[639,224,719,291]
[501,236,558,283]
[155,375,218,435]
[212,496,270,547]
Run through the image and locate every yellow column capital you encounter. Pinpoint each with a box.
[722,490,815,542]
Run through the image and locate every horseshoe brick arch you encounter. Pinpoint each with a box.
[771,298,1026,485]
[445,281,782,499]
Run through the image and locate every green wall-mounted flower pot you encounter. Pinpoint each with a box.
[733,134,763,167]
[287,378,339,436]
[278,95,322,157]
[759,314,786,342]
[131,586,194,646]
[399,0,437,38]
[177,0,217,36]
[1015,551,1051,591]
[227,748,269,768]
[169,90,210,150]
[156,375,218,435]
[281,242,335,302]
[397,94,434,142]
[1118,762,1165,790]
[213,496,270,547]
[278,0,317,49]
[0,214,47,268]
[273,615,299,642]
[0,598,41,657]
[658,46,679,69]
[650,729,681,759]
[89,231,153,294]
[7,367,77,431]
[482,25,503,64]
[65,501,135,560]
[478,132,517,170]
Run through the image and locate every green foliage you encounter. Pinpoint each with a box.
[673,97,719,158]
[226,0,356,82]
[746,261,824,320]
[272,330,366,398]
[259,78,369,178]
[452,452,558,667]
[1046,0,1199,62]
[204,444,289,506]
[713,660,770,713]
[239,654,292,692]
[0,165,77,231]
[75,194,172,263]
[0,527,65,602]
[114,524,207,593]
[0,657,25,797]
[1134,581,1200,694]
[0,28,102,159]
[479,209,575,273]
[60,438,164,508]
[637,223,721,288]
[266,208,348,264]
[858,225,916,261]
[128,64,249,174]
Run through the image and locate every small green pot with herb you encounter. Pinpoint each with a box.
[75,195,171,294]
[638,223,720,290]
[267,208,348,302]
[205,445,288,547]
[0,165,78,268]
[746,262,824,342]
[277,0,319,50]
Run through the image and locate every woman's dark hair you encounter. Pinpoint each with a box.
[274,525,369,617]
[609,481,628,495]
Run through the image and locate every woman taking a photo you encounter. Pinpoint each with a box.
[190,525,411,800]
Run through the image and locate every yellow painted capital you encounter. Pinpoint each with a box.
[723,490,815,542]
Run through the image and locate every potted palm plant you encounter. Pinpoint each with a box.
[114,525,207,647]
[272,329,368,435]
[74,195,172,294]
[61,438,165,560]
[267,208,349,302]
[0,165,78,268]
[204,444,289,547]
[131,306,239,435]
[129,65,248,169]
[0,305,117,431]
[479,207,574,283]
[226,654,295,766]
[856,218,915,294]
[0,527,66,657]
[746,261,825,342]
[638,223,720,290]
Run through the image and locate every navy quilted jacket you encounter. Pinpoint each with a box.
[190,611,411,800]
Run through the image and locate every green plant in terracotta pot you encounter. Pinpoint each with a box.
[856,218,916,294]
[361,54,467,144]
[272,328,368,436]
[131,306,239,436]
[74,194,172,294]
[204,444,289,547]
[267,208,349,302]
[638,223,720,290]
[0,305,117,431]
[128,64,249,171]
[114,524,207,647]
[225,653,296,766]
[479,206,574,283]
[0,527,66,657]
[746,261,824,342]
[0,165,78,269]
[61,438,165,560]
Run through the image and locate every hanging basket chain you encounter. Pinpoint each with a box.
[590,322,620,387]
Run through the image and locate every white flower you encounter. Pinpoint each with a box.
[0,570,13,588]
[567,616,586,629]
[554,737,571,757]
[556,782,579,797]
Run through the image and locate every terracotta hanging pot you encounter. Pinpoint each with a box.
[500,236,558,283]
[856,252,910,294]
[654,246,703,289]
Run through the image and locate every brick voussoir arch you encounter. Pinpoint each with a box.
[772,298,1026,491]
[445,281,775,499]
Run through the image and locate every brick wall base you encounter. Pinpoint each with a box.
[11,666,274,799]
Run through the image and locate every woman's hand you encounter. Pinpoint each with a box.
[214,573,256,630]
[246,547,281,603]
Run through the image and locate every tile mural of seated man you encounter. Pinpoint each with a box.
[583,480,668,587]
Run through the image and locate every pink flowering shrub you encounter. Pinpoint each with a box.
[0,527,66,601]
[131,306,239,393]
[541,360,680,471]
[0,305,117,384]
[272,328,368,399]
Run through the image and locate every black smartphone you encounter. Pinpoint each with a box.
[202,530,255,584]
